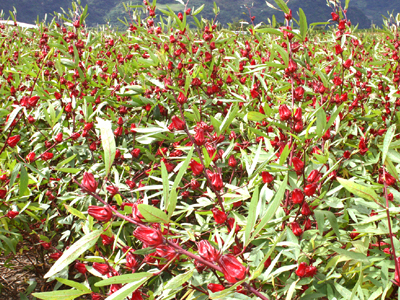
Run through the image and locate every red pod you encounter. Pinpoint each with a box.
[26,152,36,162]
[291,222,303,236]
[7,135,21,148]
[177,92,187,104]
[75,262,87,274]
[331,12,339,22]
[228,156,237,168]
[28,96,40,107]
[291,189,304,204]
[131,148,141,158]
[294,107,302,122]
[295,262,307,277]
[133,226,163,247]
[301,202,312,216]
[261,171,274,183]
[82,172,98,193]
[106,185,119,195]
[292,157,304,173]
[101,234,114,246]
[394,257,400,286]
[211,207,227,224]
[190,178,200,190]
[207,283,225,293]
[41,152,54,161]
[305,265,317,277]
[198,240,220,262]
[155,244,177,260]
[334,44,343,55]
[132,204,145,223]
[307,170,321,183]
[304,184,317,197]
[194,128,205,146]
[0,189,7,199]
[211,172,224,191]
[88,205,112,222]
[279,104,291,121]
[49,252,62,260]
[131,290,143,300]
[93,262,110,275]
[171,115,185,130]
[55,132,63,143]
[189,159,203,176]
[218,254,246,283]
[6,211,19,219]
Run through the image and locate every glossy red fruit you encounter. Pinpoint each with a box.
[218,254,246,283]
[133,226,163,247]
[211,207,227,224]
[82,172,98,193]
[7,135,20,147]
[198,240,220,262]
[88,205,112,222]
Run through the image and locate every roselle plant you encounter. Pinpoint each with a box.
[1,0,400,299]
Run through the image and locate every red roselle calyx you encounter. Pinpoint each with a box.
[291,189,304,204]
[82,172,98,193]
[88,205,112,222]
[279,105,291,121]
[261,171,274,183]
[292,157,304,173]
[7,135,21,148]
[189,159,203,176]
[211,207,227,224]
[208,283,225,292]
[218,254,247,283]
[133,226,163,247]
[171,115,185,130]
[197,240,220,262]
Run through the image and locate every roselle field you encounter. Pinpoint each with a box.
[1,0,400,299]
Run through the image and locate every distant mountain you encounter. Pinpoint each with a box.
[0,0,398,29]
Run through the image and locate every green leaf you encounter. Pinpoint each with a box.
[55,278,91,293]
[44,230,102,278]
[273,0,290,13]
[331,247,369,264]
[314,210,325,235]
[167,146,194,218]
[64,205,86,220]
[382,124,396,165]
[316,104,326,138]
[138,204,169,223]
[247,111,267,122]
[299,8,307,41]
[161,161,169,209]
[32,289,88,300]
[337,177,380,202]
[96,117,116,177]
[0,235,16,255]
[192,4,204,16]
[95,272,152,287]
[244,185,260,246]
[250,175,287,243]
[19,166,28,197]
[220,104,239,133]
[255,28,283,36]
[324,211,340,239]
[55,168,81,174]
[345,0,351,10]
[164,268,194,290]
[9,163,21,187]
[56,154,77,168]
[4,106,22,132]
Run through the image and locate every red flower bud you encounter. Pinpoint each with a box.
[155,244,177,261]
[301,202,312,216]
[49,252,62,260]
[26,152,36,162]
[261,171,274,183]
[294,108,302,122]
[331,12,339,22]
[190,178,200,190]
[198,240,220,262]
[131,148,141,158]
[0,189,6,199]
[334,44,343,55]
[7,135,21,148]
[177,92,187,105]
[210,172,224,191]
[292,157,304,173]
[208,283,225,293]
[194,128,205,146]
[307,170,321,183]
[28,96,40,107]
[82,172,98,193]
[55,132,63,143]
[101,234,114,246]
[106,185,119,195]
[228,156,237,168]
[218,254,246,283]
[171,115,185,130]
[189,159,203,176]
[88,205,112,222]
[279,105,291,121]
[304,184,317,196]
[40,240,51,249]
[288,59,297,73]
[75,262,87,274]
[227,217,240,233]
[6,211,19,219]
[133,226,163,247]
[93,262,110,275]
[291,222,303,236]
[211,207,227,224]
[41,152,54,161]
[305,265,317,277]
[295,262,307,277]
[292,189,304,204]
